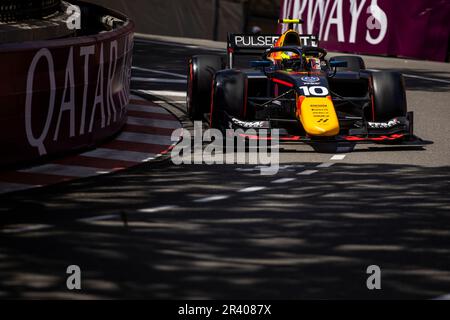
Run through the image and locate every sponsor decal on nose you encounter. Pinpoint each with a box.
[301,76,320,84]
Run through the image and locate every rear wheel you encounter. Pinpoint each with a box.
[330,55,366,72]
[187,55,223,120]
[371,72,407,122]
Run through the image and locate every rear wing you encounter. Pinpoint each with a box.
[227,33,319,68]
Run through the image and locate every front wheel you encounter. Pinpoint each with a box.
[187,55,223,120]
[370,72,407,122]
[210,70,248,130]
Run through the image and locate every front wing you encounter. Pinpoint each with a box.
[220,112,431,149]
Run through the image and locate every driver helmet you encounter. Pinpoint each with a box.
[280,51,300,60]
[270,50,300,62]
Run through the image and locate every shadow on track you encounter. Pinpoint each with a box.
[1,162,449,299]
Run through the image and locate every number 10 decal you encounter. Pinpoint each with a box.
[299,86,329,97]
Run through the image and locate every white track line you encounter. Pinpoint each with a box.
[82,148,155,163]
[297,170,319,175]
[131,77,187,84]
[126,116,181,129]
[194,195,230,203]
[19,164,106,177]
[271,178,296,184]
[331,154,346,161]
[131,66,187,79]
[239,186,266,193]
[138,89,187,98]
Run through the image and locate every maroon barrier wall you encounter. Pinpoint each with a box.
[280,0,450,62]
[0,2,134,166]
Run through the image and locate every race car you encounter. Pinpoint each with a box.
[187,19,426,150]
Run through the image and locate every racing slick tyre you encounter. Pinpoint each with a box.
[371,72,407,122]
[210,70,248,130]
[187,55,223,120]
[330,55,366,72]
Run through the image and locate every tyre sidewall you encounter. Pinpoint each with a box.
[371,72,407,122]
[211,70,248,130]
[187,55,223,120]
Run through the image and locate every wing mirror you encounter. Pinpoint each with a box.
[330,60,348,68]
[250,60,273,68]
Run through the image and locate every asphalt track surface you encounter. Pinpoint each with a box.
[1,37,450,299]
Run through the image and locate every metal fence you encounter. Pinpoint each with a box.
[0,0,61,22]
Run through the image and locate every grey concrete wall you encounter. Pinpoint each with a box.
[86,0,244,41]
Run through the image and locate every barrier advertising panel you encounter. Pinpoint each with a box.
[280,0,450,61]
[0,16,134,166]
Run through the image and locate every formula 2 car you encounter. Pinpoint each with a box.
[187,19,428,151]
